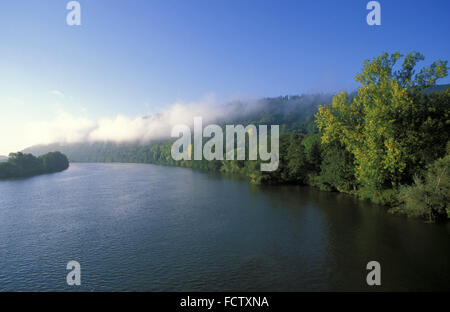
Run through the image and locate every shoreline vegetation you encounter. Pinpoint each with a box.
[0,152,69,179]
[22,52,450,222]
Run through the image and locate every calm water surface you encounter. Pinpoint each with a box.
[0,163,449,291]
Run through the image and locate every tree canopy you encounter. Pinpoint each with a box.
[316,52,449,192]
[0,151,69,179]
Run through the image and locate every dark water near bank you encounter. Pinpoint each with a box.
[0,163,449,291]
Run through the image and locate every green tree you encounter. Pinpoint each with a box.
[39,151,69,173]
[0,151,69,179]
[316,52,448,195]
[286,132,308,183]
[394,151,450,221]
[316,142,356,192]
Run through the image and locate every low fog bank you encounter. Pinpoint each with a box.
[23,93,333,156]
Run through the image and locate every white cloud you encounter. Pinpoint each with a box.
[0,92,295,155]
[26,112,96,145]
[0,95,225,154]
[50,90,65,98]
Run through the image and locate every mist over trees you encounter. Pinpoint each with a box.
[22,52,450,221]
[0,152,69,179]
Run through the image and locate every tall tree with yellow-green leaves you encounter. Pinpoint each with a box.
[315,52,449,203]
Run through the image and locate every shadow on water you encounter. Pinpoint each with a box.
[251,185,450,291]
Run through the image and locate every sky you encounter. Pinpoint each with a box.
[0,0,449,155]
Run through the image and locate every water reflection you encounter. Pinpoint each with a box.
[0,163,448,291]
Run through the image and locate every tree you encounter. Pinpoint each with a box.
[395,151,450,221]
[39,151,69,173]
[302,134,322,174]
[0,151,69,179]
[316,52,448,194]
[286,132,308,183]
[316,141,356,192]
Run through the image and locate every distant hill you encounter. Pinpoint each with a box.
[0,155,8,162]
[22,85,450,163]
[23,93,334,161]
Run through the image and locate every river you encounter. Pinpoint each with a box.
[0,163,449,291]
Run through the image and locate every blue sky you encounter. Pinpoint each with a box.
[0,0,449,154]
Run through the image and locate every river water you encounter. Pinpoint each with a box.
[0,163,448,291]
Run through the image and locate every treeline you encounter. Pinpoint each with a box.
[314,52,449,221]
[0,152,69,179]
[22,52,450,221]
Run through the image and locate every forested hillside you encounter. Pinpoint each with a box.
[23,52,450,221]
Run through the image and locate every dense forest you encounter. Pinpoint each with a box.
[0,152,69,179]
[24,52,450,222]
